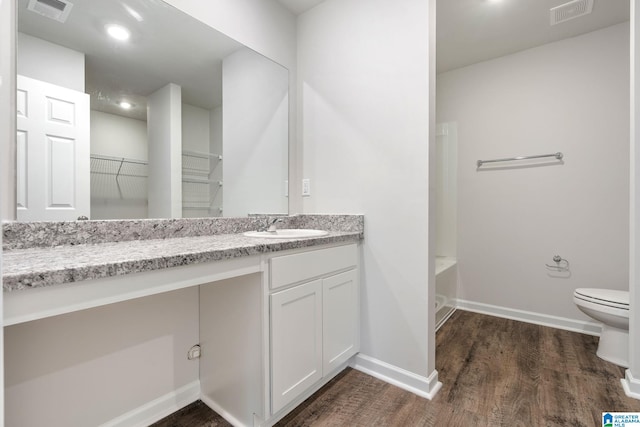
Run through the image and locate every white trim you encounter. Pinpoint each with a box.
[99,380,200,427]
[622,370,640,400]
[352,354,442,400]
[456,299,602,336]
[436,306,457,332]
[200,394,249,427]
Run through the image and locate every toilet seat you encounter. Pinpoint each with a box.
[574,288,629,311]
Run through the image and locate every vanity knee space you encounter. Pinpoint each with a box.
[268,243,360,415]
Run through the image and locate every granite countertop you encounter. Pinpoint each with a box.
[2,230,362,292]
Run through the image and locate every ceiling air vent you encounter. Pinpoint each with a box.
[27,0,74,23]
[550,0,593,26]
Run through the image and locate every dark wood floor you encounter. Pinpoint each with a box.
[152,310,640,426]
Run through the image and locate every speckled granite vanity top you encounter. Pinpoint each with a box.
[2,215,363,291]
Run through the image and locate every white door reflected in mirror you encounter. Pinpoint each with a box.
[16,75,90,221]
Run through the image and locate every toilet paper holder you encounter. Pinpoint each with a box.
[545,255,570,272]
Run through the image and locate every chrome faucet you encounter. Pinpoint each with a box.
[266,217,283,232]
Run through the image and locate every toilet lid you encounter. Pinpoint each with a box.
[574,288,629,310]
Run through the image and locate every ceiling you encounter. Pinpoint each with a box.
[18,0,244,120]
[437,0,630,73]
[277,0,629,74]
[18,0,631,118]
[276,0,326,15]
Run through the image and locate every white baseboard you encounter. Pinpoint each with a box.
[200,394,249,427]
[456,299,602,336]
[622,370,640,400]
[97,301,603,426]
[100,380,200,427]
[352,354,442,400]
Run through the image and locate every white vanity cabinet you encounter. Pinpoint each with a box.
[268,243,359,415]
[4,234,363,427]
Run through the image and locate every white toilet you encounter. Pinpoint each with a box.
[573,288,629,367]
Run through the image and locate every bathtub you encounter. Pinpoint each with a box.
[436,256,457,276]
[435,256,457,331]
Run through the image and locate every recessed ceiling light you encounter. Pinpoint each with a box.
[106,24,130,41]
[123,5,143,22]
[118,101,133,109]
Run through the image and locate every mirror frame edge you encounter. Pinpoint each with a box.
[1,0,16,222]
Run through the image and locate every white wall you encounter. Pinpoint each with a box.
[223,47,289,217]
[17,32,84,92]
[298,0,437,392]
[148,83,182,219]
[4,288,199,427]
[437,23,630,321]
[91,110,147,160]
[182,103,211,153]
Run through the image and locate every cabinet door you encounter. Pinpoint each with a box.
[323,269,359,374]
[271,280,323,414]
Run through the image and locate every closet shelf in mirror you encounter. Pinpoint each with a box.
[182,150,222,160]
[182,178,222,214]
[90,154,148,200]
[182,178,223,185]
[182,202,220,211]
[90,155,148,179]
[181,150,223,216]
[182,150,222,178]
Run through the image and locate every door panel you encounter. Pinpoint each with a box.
[47,135,76,207]
[16,75,90,221]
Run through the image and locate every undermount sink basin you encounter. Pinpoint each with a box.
[243,229,329,239]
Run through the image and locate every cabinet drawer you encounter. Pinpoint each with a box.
[270,244,357,290]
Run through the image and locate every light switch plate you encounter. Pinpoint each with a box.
[302,179,311,196]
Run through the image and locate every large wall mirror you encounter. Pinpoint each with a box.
[15,0,289,221]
